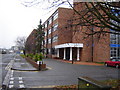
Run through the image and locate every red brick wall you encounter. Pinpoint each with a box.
[72,2,110,62]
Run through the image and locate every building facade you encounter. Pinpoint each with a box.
[25,2,119,62]
[42,7,74,58]
[42,3,119,62]
[25,29,37,54]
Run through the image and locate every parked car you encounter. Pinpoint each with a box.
[105,59,120,68]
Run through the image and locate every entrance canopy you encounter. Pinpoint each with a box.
[55,43,83,48]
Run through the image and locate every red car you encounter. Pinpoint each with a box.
[105,59,120,68]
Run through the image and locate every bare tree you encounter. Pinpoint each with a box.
[15,36,26,54]
[20,0,119,35]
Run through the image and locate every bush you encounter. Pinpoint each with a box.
[29,53,34,58]
[20,54,26,58]
[33,53,44,62]
[38,53,44,61]
[33,53,38,62]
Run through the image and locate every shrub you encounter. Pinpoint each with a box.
[20,54,26,58]
[33,53,38,62]
[38,53,44,61]
[29,53,34,59]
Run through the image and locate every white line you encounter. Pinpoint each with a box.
[19,84,25,88]
[10,78,14,80]
[3,70,11,85]
[19,81,23,84]
[9,85,14,88]
[19,77,22,80]
[9,81,14,84]
[5,60,14,70]
[11,74,13,77]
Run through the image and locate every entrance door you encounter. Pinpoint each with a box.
[66,48,70,60]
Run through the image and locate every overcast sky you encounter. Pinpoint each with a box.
[0,0,72,49]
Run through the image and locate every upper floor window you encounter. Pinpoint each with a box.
[49,18,52,25]
[53,11,58,21]
[52,35,58,42]
[44,31,47,36]
[48,28,51,34]
[48,38,51,44]
[45,23,47,28]
[53,23,58,31]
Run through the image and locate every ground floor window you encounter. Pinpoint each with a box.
[110,47,120,59]
[110,30,120,59]
[51,48,57,55]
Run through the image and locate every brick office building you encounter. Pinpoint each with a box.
[25,29,37,54]
[42,6,110,62]
[42,7,74,58]
[42,2,120,62]
[25,3,119,62]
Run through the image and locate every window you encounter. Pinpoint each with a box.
[51,48,57,55]
[49,18,52,24]
[44,31,47,36]
[53,23,58,31]
[110,31,120,59]
[52,35,58,42]
[45,23,47,28]
[48,48,51,54]
[48,28,51,34]
[44,39,46,44]
[53,11,58,21]
[48,38,51,44]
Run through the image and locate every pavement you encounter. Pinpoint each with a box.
[12,55,37,71]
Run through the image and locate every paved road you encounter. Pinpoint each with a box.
[2,54,119,89]
[2,54,16,89]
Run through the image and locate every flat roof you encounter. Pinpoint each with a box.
[55,43,83,48]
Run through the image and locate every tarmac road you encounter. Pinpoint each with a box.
[2,54,120,89]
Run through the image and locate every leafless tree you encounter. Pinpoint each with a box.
[15,36,26,51]
[20,0,120,35]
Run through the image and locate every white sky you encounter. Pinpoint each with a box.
[0,0,72,49]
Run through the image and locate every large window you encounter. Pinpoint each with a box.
[110,8,120,59]
[110,31,120,59]
[53,23,58,31]
[49,18,52,25]
[48,28,51,34]
[52,35,58,42]
[44,31,47,36]
[45,23,47,28]
[53,11,58,21]
[51,48,57,55]
[48,38,51,44]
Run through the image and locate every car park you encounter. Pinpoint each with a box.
[105,59,120,68]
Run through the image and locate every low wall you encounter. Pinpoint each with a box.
[25,57,46,70]
[25,57,39,69]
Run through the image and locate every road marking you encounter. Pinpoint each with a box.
[11,74,13,77]
[5,60,14,70]
[19,81,23,84]
[19,84,25,88]
[19,77,22,80]
[3,60,14,88]
[10,78,14,80]
[3,70,11,86]
[9,81,14,84]
[9,85,14,88]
